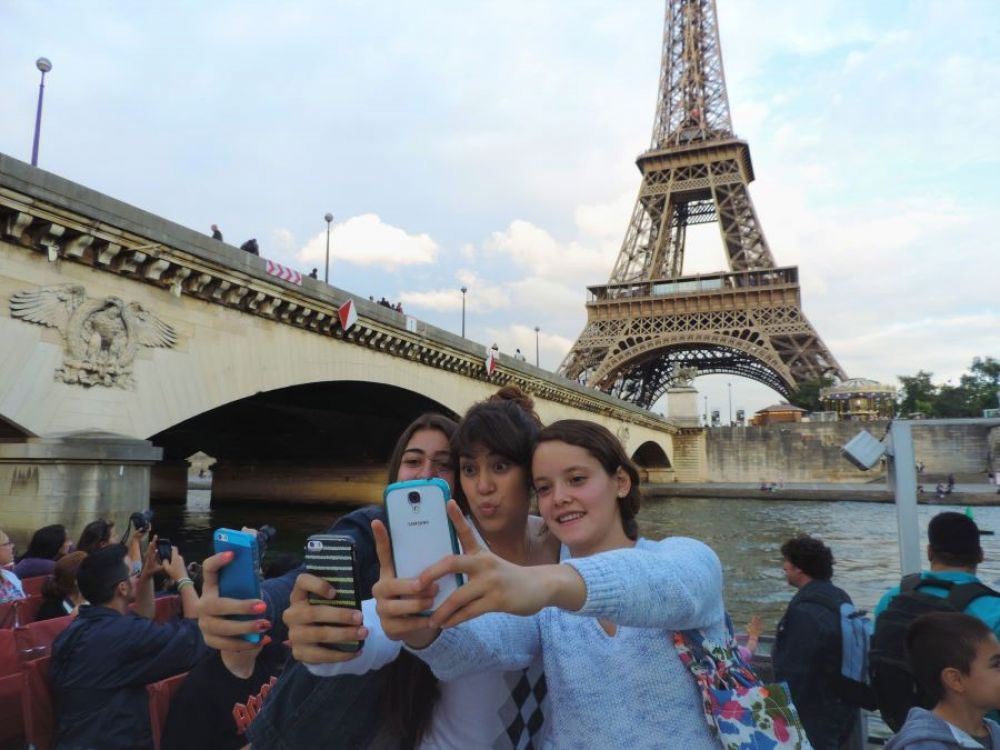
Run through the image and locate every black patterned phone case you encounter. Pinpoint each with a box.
[304,533,365,652]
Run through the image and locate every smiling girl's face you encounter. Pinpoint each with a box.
[532,440,632,557]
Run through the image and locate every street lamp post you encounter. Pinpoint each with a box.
[728,382,732,426]
[534,326,540,367]
[31,57,52,167]
[460,287,467,337]
[323,213,333,284]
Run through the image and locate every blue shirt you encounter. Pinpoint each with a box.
[874,570,1000,637]
[51,605,208,750]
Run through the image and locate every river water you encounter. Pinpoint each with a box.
[151,492,1000,632]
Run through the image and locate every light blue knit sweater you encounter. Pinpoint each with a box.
[408,536,727,750]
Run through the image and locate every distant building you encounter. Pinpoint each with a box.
[750,402,807,426]
[820,377,896,421]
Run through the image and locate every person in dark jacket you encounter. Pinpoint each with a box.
[50,543,208,750]
[240,238,259,255]
[772,535,857,750]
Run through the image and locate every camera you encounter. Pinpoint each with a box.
[156,538,172,564]
[407,491,421,505]
[129,509,154,533]
[256,525,277,554]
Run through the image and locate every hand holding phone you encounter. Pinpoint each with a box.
[416,501,588,630]
[304,534,365,652]
[383,478,462,613]
[213,528,263,643]
[156,538,173,564]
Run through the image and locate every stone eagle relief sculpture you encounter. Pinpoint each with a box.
[10,284,177,388]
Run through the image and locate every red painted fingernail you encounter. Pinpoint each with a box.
[261,635,272,646]
[252,602,267,614]
[221,551,234,561]
[257,620,271,632]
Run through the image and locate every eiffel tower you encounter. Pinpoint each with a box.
[559,0,845,409]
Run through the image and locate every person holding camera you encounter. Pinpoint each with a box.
[50,538,206,750]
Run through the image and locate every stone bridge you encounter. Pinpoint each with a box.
[0,154,686,543]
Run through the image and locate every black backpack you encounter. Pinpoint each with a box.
[869,574,1000,731]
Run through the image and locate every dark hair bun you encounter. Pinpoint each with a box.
[488,385,541,426]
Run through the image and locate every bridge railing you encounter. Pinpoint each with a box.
[587,266,799,303]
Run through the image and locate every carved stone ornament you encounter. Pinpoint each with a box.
[10,284,177,388]
[670,364,698,388]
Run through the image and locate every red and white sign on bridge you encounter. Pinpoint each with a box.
[265,260,302,285]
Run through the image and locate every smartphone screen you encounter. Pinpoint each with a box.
[383,478,462,613]
[304,534,365,652]
[156,538,172,564]
[213,528,262,643]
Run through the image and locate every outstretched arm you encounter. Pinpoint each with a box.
[563,536,724,630]
[415,502,723,633]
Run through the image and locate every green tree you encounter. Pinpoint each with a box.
[897,358,1000,418]
[932,383,972,417]
[967,357,1000,414]
[897,370,937,417]
[788,375,834,412]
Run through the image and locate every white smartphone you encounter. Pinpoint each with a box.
[383,478,462,613]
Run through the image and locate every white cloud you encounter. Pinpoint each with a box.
[296,214,438,271]
[508,277,584,317]
[401,271,510,313]
[483,219,617,280]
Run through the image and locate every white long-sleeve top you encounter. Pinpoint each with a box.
[307,598,548,749]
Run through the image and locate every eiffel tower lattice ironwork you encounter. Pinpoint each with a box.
[558,0,845,409]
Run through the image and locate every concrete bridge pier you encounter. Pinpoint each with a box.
[150,461,190,505]
[0,432,162,548]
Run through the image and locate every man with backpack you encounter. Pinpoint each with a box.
[773,535,867,750]
[870,511,1000,732]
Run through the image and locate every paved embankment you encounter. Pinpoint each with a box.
[647,482,1000,505]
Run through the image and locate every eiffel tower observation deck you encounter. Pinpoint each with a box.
[559,0,845,409]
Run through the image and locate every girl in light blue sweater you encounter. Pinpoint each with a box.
[373,419,727,749]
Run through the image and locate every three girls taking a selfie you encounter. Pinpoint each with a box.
[199,385,726,748]
[300,388,726,748]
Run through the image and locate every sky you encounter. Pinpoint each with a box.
[2,0,998,422]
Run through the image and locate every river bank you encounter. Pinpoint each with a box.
[647,481,1000,504]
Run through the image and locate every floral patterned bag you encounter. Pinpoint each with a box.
[673,624,813,750]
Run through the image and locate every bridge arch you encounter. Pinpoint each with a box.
[149,380,455,463]
[629,438,674,485]
[631,440,671,470]
[592,332,792,408]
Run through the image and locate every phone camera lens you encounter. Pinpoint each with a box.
[407,491,420,505]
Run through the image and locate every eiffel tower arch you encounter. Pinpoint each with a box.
[559,0,845,409]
